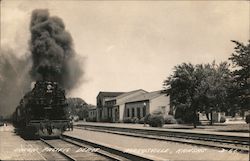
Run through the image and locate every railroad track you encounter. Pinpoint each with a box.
[75,125,249,153]
[40,135,156,161]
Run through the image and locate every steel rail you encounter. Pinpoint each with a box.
[60,136,127,161]
[75,124,249,145]
[62,134,156,161]
[40,138,77,161]
[75,125,249,153]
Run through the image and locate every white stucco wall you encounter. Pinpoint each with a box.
[119,104,125,120]
[116,90,147,121]
[150,95,170,114]
[124,101,149,119]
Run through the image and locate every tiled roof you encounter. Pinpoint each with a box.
[97,91,124,97]
[105,89,148,102]
[126,90,166,103]
[88,106,97,110]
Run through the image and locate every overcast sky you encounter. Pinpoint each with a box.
[1,0,249,105]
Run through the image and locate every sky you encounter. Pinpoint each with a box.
[1,0,249,105]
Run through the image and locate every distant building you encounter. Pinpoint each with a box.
[124,90,170,120]
[88,106,97,122]
[96,92,124,122]
[96,90,171,122]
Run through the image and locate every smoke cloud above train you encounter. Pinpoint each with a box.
[29,9,84,90]
[0,9,84,117]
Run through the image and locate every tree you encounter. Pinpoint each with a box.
[66,97,88,120]
[195,62,232,124]
[164,61,232,126]
[163,63,200,127]
[229,40,250,113]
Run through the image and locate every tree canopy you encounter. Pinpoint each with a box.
[228,40,250,110]
[163,40,249,126]
[163,62,232,126]
[66,97,94,120]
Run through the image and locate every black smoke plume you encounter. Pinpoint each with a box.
[29,9,84,90]
[0,9,84,117]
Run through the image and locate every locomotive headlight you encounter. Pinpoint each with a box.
[47,85,52,90]
[46,84,53,93]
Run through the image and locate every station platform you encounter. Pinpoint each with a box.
[74,121,249,138]
[65,128,249,161]
[0,125,46,160]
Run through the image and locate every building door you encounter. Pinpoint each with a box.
[114,107,119,122]
[98,109,102,121]
[143,107,146,117]
[137,107,141,119]
[108,107,112,122]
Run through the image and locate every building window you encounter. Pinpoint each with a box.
[108,108,111,117]
[127,108,130,117]
[137,108,141,118]
[143,107,146,117]
[132,108,135,117]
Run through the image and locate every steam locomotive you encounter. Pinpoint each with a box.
[12,81,70,137]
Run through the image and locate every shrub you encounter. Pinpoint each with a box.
[148,114,164,127]
[174,104,194,123]
[176,118,184,124]
[123,117,139,123]
[246,114,250,124]
[220,116,226,123]
[164,115,177,124]
[123,118,132,123]
[139,117,145,124]
[133,117,139,124]
[129,117,138,124]
[100,118,110,122]
[144,114,151,124]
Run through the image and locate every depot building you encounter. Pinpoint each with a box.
[94,89,171,122]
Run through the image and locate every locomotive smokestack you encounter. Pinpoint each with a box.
[29,9,84,91]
